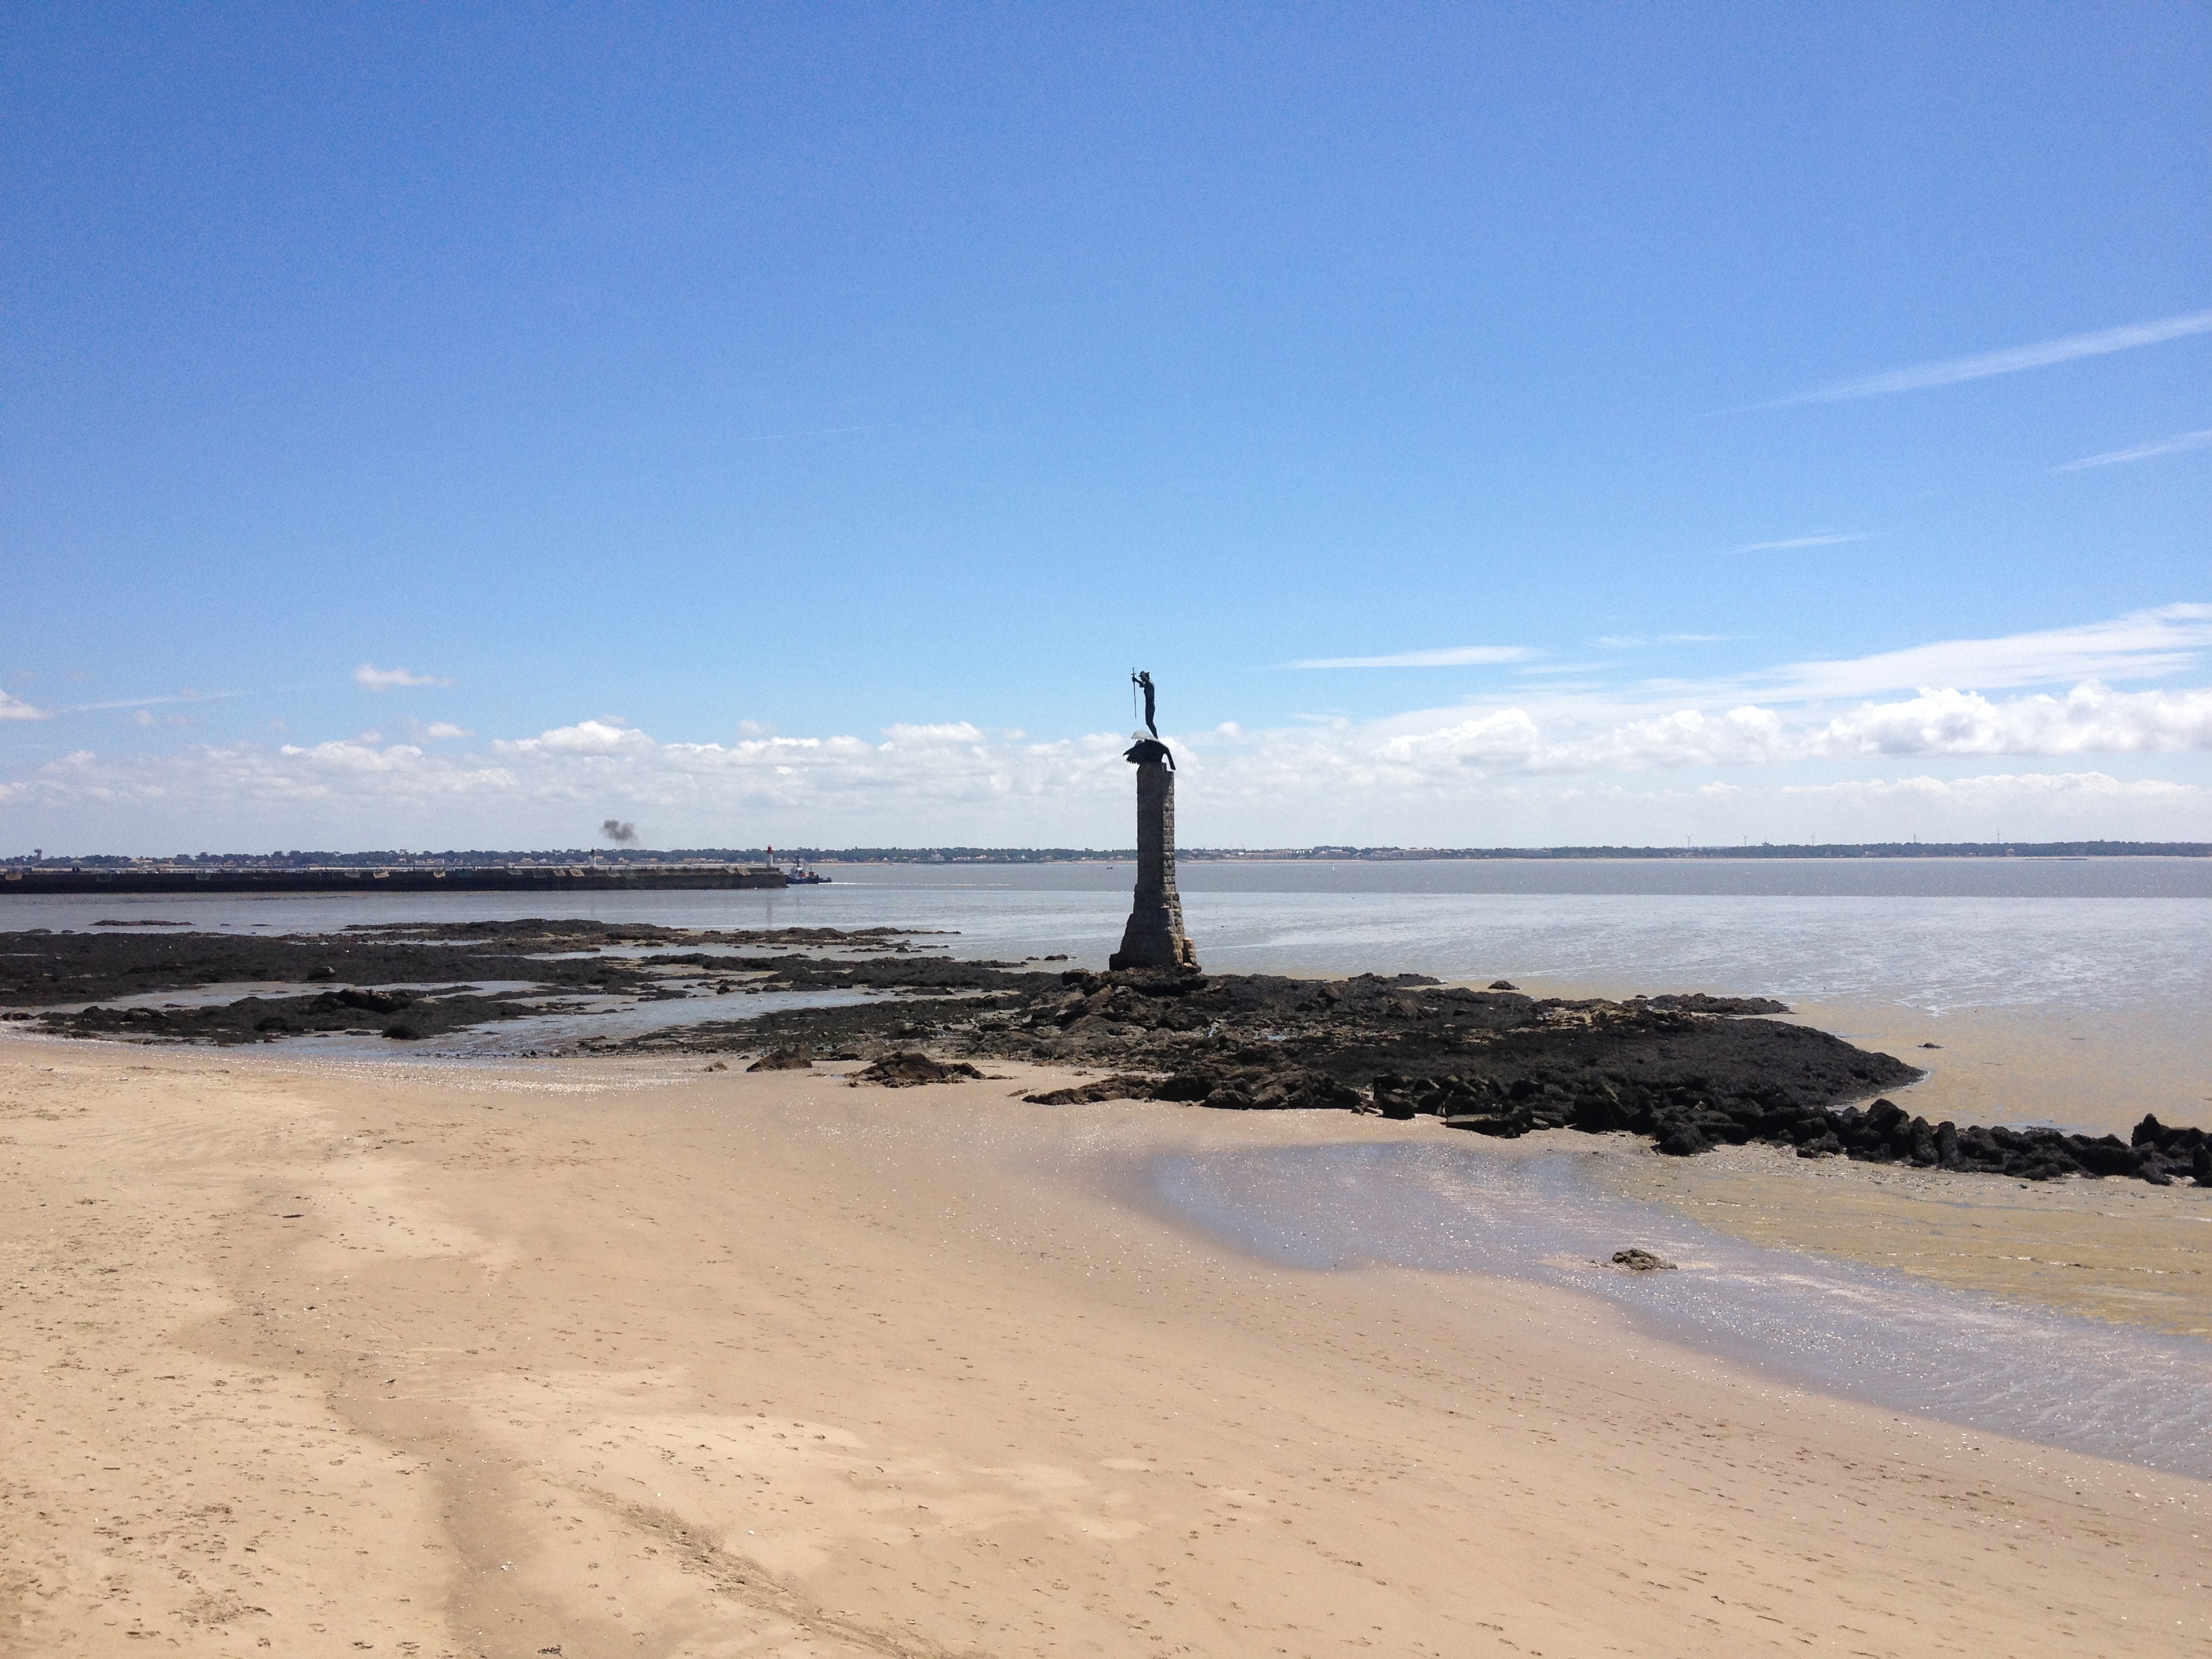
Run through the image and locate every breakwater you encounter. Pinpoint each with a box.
[1,863,785,895]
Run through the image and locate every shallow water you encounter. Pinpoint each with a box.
[16,977,882,1059]
[1153,1139,2212,1479]
[12,860,2203,1119]
[227,985,883,1061]
[15,857,2205,1013]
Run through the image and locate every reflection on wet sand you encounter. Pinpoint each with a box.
[1606,1136,2212,1338]
[1150,1133,2212,1479]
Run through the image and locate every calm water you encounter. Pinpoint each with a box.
[1153,1140,2212,1479]
[15,856,2206,1019]
[13,857,2205,1121]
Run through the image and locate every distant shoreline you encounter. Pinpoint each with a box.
[5,838,2206,874]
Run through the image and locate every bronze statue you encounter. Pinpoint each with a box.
[1126,670,1170,767]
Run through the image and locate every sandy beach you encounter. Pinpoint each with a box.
[5,1035,2209,1658]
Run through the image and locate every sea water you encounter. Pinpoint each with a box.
[16,859,2207,1120]
[1151,1139,2212,1479]
[13,854,2207,1006]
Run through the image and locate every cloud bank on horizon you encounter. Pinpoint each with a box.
[7,607,2207,851]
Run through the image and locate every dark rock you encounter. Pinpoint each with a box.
[1369,1072,1422,1120]
[2070,1135,2144,1179]
[1195,1066,1363,1111]
[1149,1073,1216,1103]
[1488,980,1518,991]
[850,1050,984,1088]
[340,987,413,1015]
[1023,1074,1163,1105]
[745,1048,813,1071]
[1610,1248,1677,1271]
[14,922,2200,1190]
[1634,992,1791,1015]
[1443,1107,1535,1139]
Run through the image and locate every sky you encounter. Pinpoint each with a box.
[2,3,2207,852]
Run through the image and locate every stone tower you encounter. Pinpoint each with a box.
[1109,732,1199,972]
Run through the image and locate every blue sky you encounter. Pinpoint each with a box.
[3,4,2207,851]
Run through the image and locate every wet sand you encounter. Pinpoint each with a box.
[1776,995,2212,1142]
[1605,1134,2212,1338]
[5,1036,2210,1656]
[1563,985,2212,1340]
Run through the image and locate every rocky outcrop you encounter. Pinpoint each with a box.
[1359,1082,2210,1187]
[850,1051,985,1087]
[30,985,532,1044]
[1022,1074,1168,1105]
[16,924,2201,1188]
[745,1047,813,1071]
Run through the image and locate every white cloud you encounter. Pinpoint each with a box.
[2057,428,2212,472]
[882,722,988,743]
[1722,533,1871,556]
[1763,307,2212,405]
[1816,682,2212,757]
[0,718,1134,847]
[354,662,455,691]
[9,607,2210,850]
[1300,607,2209,706]
[1761,771,2209,844]
[495,718,646,756]
[1279,682,2211,778]
[1293,646,1535,669]
[1780,770,2201,812]
[5,701,2207,849]
[1743,604,2212,703]
[0,690,52,721]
